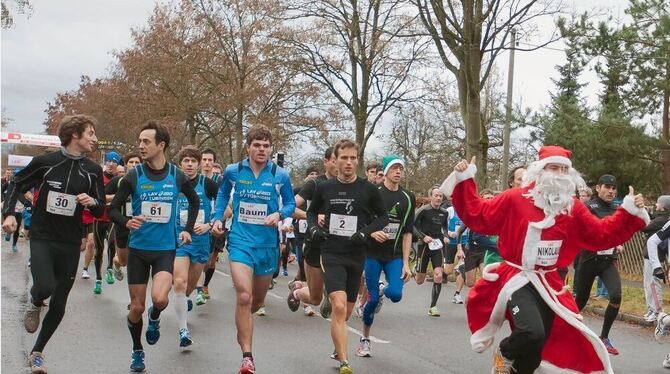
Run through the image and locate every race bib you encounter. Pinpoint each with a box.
[428,239,443,251]
[46,191,77,216]
[329,213,357,237]
[15,201,24,213]
[597,248,615,256]
[125,201,133,217]
[536,240,562,266]
[382,223,400,240]
[238,201,267,225]
[298,219,308,234]
[180,209,205,226]
[141,201,171,223]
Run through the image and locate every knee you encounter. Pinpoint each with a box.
[153,296,169,310]
[521,326,547,349]
[332,299,347,317]
[609,293,622,306]
[32,284,55,302]
[130,303,145,316]
[385,287,402,303]
[237,291,252,307]
[173,277,187,292]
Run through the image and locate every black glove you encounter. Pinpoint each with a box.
[309,226,328,242]
[654,267,666,283]
[349,231,368,247]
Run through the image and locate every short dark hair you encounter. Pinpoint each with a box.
[366,161,379,172]
[177,145,202,165]
[58,114,98,146]
[123,151,141,165]
[507,165,526,188]
[201,147,217,162]
[246,125,273,146]
[324,146,334,160]
[305,166,319,177]
[334,139,359,157]
[140,121,170,149]
[428,184,441,196]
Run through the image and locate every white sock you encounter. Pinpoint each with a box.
[174,292,188,330]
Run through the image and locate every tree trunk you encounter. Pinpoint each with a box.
[662,86,670,193]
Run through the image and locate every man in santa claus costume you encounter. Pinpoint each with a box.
[439,145,649,374]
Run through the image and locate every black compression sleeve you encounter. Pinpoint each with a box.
[179,177,200,234]
[306,183,323,230]
[204,178,219,200]
[109,178,134,228]
[360,184,388,236]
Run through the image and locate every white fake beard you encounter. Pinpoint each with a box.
[530,170,577,217]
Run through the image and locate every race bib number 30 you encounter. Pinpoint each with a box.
[180,209,205,226]
[239,201,267,225]
[141,201,171,223]
[536,240,562,266]
[329,213,357,237]
[46,191,77,216]
[383,223,400,240]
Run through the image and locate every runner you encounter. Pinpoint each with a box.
[440,146,648,374]
[573,174,626,355]
[641,195,670,322]
[108,121,200,372]
[210,125,296,374]
[648,220,670,368]
[356,155,414,357]
[172,145,219,347]
[287,147,337,318]
[2,115,106,373]
[2,169,31,252]
[445,195,467,304]
[305,139,388,374]
[413,186,449,316]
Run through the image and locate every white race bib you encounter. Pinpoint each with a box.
[180,209,205,226]
[329,213,357,237]
[15,201,24,213]
[597,248,615,256]
[536,240,562,266]
[298,219,308,234]
[428,239,443,251]
[238,201,267,225]
[382,223,400,240]
[46,191,77,216]
[141,201,171,223]
[125,201,133,217]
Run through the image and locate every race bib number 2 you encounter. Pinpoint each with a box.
[329,213,357,237]
[141,201,171,223]
[46,191,77,216]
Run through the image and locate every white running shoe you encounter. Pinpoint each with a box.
[452,293,464,304]
[303,305,315,317]
[356,338,371,357]
[81,269,90,279]
[647,312,660,323]
[656,312,670,342]
[663,353,670,369]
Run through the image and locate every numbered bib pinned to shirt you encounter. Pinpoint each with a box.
[536,240,562,266]
[298,219,308,234]
[125,201,133,217]
[428,239,443,251]
[180,209,205,226]
[141,201,171,223]
[329,213,357,237]
[238,201,267,225]
[46,191,77,216]
[597,248,615,256]
[383,223,400,240]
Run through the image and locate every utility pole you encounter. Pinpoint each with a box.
[499,28,516,190]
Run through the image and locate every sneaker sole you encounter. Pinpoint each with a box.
[180,339,193,347]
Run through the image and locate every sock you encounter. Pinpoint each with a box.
[83,266,88,271]
[174,292,188,330]
[601,304,620,338]
[454,291,460,295]
[127,317,143,351]
[204,267,215,287]
[430,283,442,308]
[149,304,165,321]
[243,352,253,360]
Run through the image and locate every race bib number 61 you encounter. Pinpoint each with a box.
[141,201,171,223]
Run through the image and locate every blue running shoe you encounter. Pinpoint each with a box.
[145,307,161,345]
[130,350,145,372]
[179,328,193,347]
[187,298,193,312]
[4,233,10,242]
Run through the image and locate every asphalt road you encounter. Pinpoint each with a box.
[2,237,669,373]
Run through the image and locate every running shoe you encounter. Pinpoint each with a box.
[105,269,115,284]
[663,353,670,369]
[356,338,371,357]
[12,244,17,253]
[28,352,47,374]
[130,350,145,372]
[492,344,514,374]
[146,307,161,345]
[93,280,102,294]
[428,306,440,317]
[287,282,303,312]
[288,279,299,291]
[644,309,653,319]
[203,286,210,300]
[81,269,90,279]
[282,268,288,277]
[657,312,670,342]
[187,299,193,312]
[601,337,619,355]
[647,311,660,323]
[24,301,42,333]
[452,293,464,304]
[196,291,206,306]
[179,328,193,347]
[303,305,315,316]
[375,283,385,314]
[339,360,353,374]
[255,306,266,316]
[4,233,10,241]
[113,263,124,281]
[269,279,277,290]
[238,357,255,374]
[353,303,363,318]
[320,296,332,319]
[330,350,339,360]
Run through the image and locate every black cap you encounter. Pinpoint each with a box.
[305,166,319,177]
[597,174,617,186]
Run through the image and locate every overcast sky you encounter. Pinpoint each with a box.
[1,0,629,155]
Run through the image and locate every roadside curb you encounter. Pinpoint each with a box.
[584,305,654,328]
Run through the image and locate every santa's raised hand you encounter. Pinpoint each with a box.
[454,156,476,172]
[629,186,645,209]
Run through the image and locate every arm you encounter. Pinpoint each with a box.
[179,177,200,234]
[412,208,427,241]
[85,167,106,217]
[2,158,44,216]
[108,178,134,228]
[278,173,296,219]
[293,180,316,219]
[213,167,234,222]
[359,185,389,236]
[292,194,307,220]
[306,184,323,230]
[649,222,670,269]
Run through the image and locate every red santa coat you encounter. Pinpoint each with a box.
[444,167,649,374]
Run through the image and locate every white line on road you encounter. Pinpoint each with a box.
[214,268,390,343]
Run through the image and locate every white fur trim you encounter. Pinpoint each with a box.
[537,360,606,374]
[537,155,572,168]
[481,262,501,281]
[621,195,651,225]
[439,164,477,197]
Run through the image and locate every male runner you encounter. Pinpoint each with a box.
[108,121,199,372]
[357,155,414,357]
[2,115,106,373]
[306,139,388,374]
[445,196,467,304]
[172,146,219,346]
[413,186,449,316]
[211,125,296,374]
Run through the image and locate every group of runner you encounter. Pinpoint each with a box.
[0,114,663,374]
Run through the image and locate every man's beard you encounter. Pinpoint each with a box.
[530,170,578,217]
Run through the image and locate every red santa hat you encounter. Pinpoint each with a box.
[536,145,572,169]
